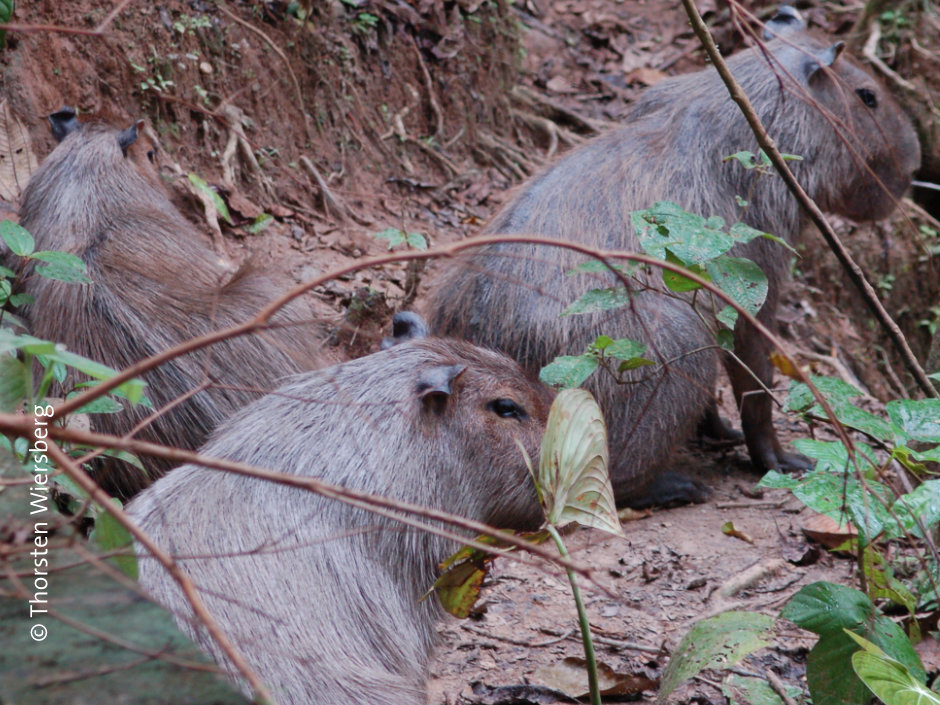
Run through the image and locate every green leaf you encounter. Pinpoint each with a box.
[65,390,124,415]
[787,375,863,413]
[538,388,619,535]
[246,213,274,234]
[791,438,877,474]
[787,375,893,440]
[662,250,706,293]
[89,499,138,580]
[1,220,34,256]
[886,399,940,443]
[561,287,630,316]
[602,337,647,362]
[0,354,27,412]
[716,329,735,349]
[566,259,632,276]
[632,201,735,264]
[0,331,147,404]
[539,355,598,389]
[187,173,232,225]
[716,305,738,329]
[657,612,774,703]
[722,674,790,705]
[783,583,875,638]
[779,464,891,545]
[405,231,428,250]
[847,632,939,705]
[782,582,926,698]
[8,292,33,307]
[756,469,800,490]
[374,228,404,248]
[35,259,92,284]
[373,227,427,250]
[724,150,762,170]
[890,480,940,540]
[0,264,15,277]
[704,255,768,318]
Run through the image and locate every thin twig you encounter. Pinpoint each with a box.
[7,418,599,587]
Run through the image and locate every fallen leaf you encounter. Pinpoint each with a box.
[721,521,754,544]
[533,656,657,697]
[802,512,857,551]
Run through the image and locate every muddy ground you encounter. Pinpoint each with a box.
[1,0,939,703]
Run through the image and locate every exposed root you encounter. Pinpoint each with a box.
[300,156,350,223]
[380,86,461,177]
[412,37,445,139]
[509,108,585,159]
[478,130,537,179]
[511,84,613,134]
[219,103,275,199]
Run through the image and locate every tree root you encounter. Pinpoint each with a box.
[219,103,275,199]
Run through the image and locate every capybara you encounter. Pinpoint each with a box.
[127,317,553,705]
[15,107,324,498]
[427,7,921,506]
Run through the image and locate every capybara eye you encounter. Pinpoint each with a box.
[146,149,156,163]
[856,88,877,108]
[487,398,527,420]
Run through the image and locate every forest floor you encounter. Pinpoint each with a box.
[1,0,939,704]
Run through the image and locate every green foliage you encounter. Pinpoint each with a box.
[539,335,653,389]
[0,222,148,500]
[847,631,940,705]
[631,202,770,315]
[246,213,274,235]
[781,583,926,705]
[722,673,797,705]
[187,174,232,225]
[89,498,137,579]
[0,0,12,50]
[373,227,428,250]
[723,148,803,175]
[546,201,789,389]
[657,611,775,703]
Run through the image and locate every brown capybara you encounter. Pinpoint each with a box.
[127,314,553,705]
[427,7,921,507]
[15,107,324,499]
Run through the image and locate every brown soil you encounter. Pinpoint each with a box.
[1,1,939,703]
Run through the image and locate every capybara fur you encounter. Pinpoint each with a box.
[427,7,921,507]
[16,108,324,499]
[127,325,553,705]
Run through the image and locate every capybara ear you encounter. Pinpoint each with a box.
[48,107,79,143]
[116,120,142,157]
[416,364,466,410]
[803,41,847,83]
[381,311,430,349]
[762,5,805,40]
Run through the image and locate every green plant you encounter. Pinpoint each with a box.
[539,200,788,391]
[349,11,379,36]
[918,305,940,336]
[373,227,428,250]
[0,220,147,570]
[172,14,211,35]
[0,0,13,50]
